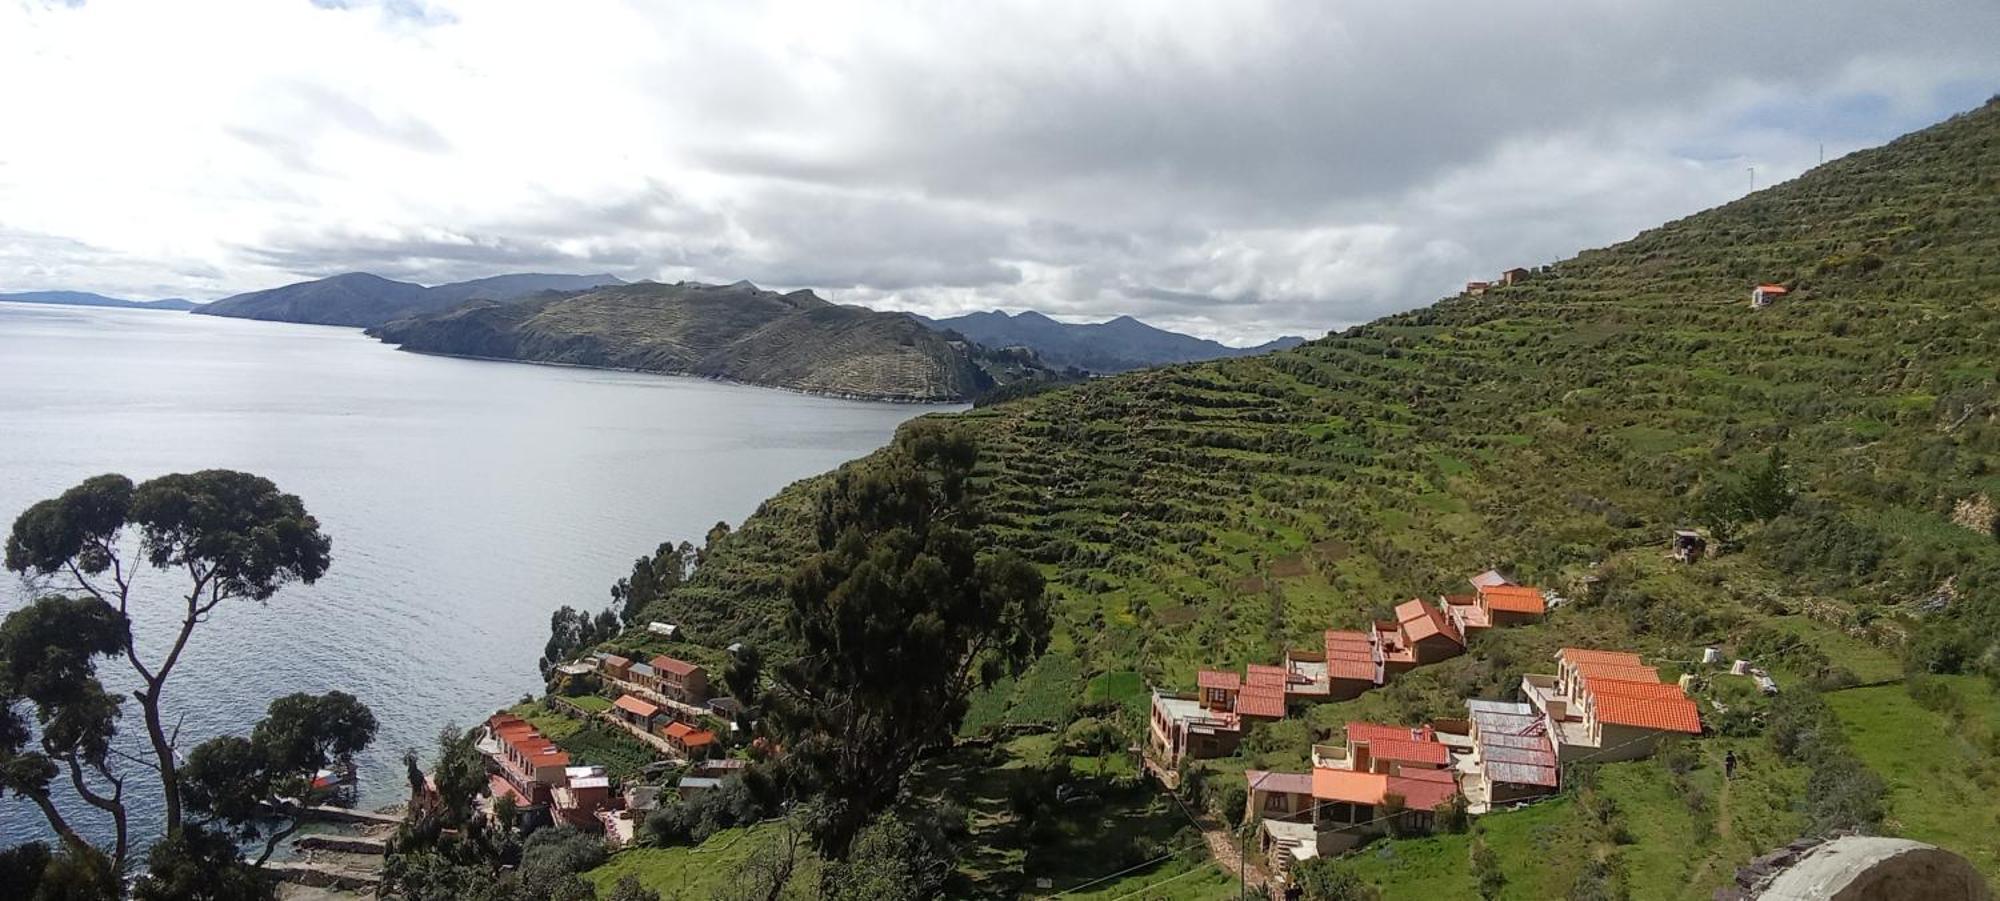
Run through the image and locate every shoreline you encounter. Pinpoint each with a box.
[176,305,971,406]
[379,344,970,406]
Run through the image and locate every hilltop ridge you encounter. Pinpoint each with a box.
[198,271,625,327]
[915,308,1307,372]
[370,280,1060,402]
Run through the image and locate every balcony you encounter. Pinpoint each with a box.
[1310,743,1352,770]
[1520,674,1568,720]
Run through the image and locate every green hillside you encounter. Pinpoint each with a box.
[629,98,2000,896]
[371,280,1056,402]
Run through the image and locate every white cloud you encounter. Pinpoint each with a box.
[0,0,1994,342]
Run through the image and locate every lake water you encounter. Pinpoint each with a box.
[0,301,944,849]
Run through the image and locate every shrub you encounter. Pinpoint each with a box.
[1215,780,1248,829]
[1470,836,1505,900]
[1292,856,1379,900]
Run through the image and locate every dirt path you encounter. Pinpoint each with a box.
[1195,814,1267,893]
[1689,760,1737,888]
[1716,772,1734,841]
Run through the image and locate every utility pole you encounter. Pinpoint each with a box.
[1819,142,1825,166]
[1748,166,1756,192]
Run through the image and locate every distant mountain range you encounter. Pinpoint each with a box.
[369,281,1060,403]
[913,309,1307,373]
[10,270,1315,392]
[0,290,201,311]
[197,272,626,328]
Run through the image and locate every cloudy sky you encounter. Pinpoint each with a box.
[1,1,1995,343]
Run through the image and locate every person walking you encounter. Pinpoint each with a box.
[1724,749,1737,780]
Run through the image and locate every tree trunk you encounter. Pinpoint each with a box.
[137,684,182,833]
[25,789,91,856]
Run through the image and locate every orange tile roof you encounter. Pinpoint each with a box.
[1559,648,1645,667]
[1756,284,1788,293]
[613,694,661,718]
[1478,584,1546,614]
[1593,693,1701,733]
[1573,661,1661,683]
[1197,669,1241,691]
[1395,599,1464,645]
[652,656,702,677]
[1235,685,1286,719]
[1586,678,1684,700]
[662,721,696,739]
[1312,768,1388,804]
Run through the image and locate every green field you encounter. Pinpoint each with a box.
[1827,678,2000,878]
[584,824,790,899]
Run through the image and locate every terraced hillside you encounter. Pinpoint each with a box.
[624,99,2000,895]
[372,280,1055,402]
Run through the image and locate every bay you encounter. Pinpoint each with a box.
[0,301,944,848]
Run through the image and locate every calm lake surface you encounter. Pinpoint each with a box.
[0,301,945,848]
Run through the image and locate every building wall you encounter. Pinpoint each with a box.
[1328,678,1372,701]
[1583,723,1667,763]
[1412,633,1463,664]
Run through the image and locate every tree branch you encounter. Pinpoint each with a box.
[58,750,128,868]
[253,804,302,868]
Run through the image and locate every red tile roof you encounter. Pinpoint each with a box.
[1346,722,1419,745]
[1385,768,1460,811]
[1478,584,1546,614]
[652,656,702,677]
[602,654,631,668]
[1197,669,1242,691]
[1236,685,1287,719]
[1593,693,1701,733]
[613,695,660,718]
[1559,648,1645,667]
[1245,664,1289,688]
[1369,737,1450,767]
[1327,658,1377,682]
[1323,630,1377,682]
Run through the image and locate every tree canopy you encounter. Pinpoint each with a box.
[769,423,1049,853]
[2,469,341,883]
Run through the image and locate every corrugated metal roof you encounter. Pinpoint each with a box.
[1485,760,1558,787]
[1245,770,1314,796]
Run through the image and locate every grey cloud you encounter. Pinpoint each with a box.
[6,0,1999,342]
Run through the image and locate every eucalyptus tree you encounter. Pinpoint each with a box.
[182,691,378,865]
[3,469,332,839]
[768,423,1049,854]
[0,595,131,863]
